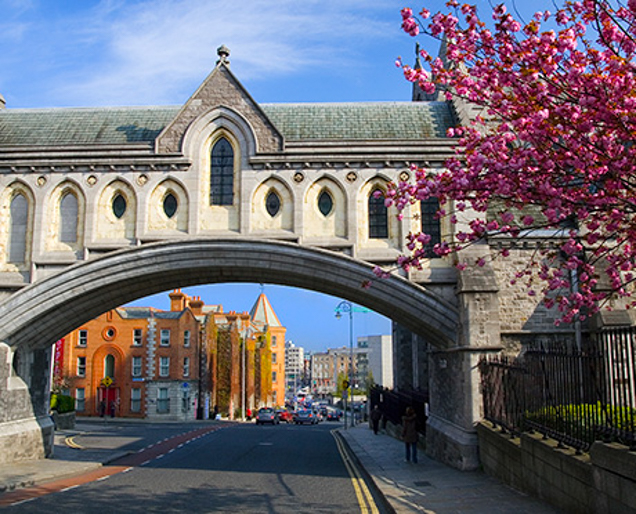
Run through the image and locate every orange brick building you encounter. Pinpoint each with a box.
[54,289,286,420]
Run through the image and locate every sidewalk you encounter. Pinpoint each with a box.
[338,423,562,513]
[0,420,561,513]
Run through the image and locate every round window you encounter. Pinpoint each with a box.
[103,327,117,341]
[318,190,333,216]
[266,191,281,217]
[163,193,178,218]
[112,194,127,219]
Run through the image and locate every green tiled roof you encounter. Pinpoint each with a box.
[0,106,180,146]
[261,102,453,140]
[0,101,453,147]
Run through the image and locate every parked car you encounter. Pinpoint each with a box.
[294,409,317,425]
[255,407,279,425]
[276,409,294,423]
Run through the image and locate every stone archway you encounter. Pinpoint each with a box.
[0,238,458,351]
[0,238,459,465]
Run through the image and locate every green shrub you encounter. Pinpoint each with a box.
[50,393,75,414]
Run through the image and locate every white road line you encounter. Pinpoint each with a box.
[61,485,80,492]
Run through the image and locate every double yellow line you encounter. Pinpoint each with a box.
[65,435,84,449]
[332,430,379,514]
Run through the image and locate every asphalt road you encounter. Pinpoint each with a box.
[6,420,381,513]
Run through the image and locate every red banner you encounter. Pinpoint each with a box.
[53,338,64,386]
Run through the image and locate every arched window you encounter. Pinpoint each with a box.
[163,193,178,218]
[421,198,441,258]
[59,192,78,243]
[368,189,388,239]
[8,193,28,263]
[112,194,127,219]
[104,354,115,379]
[318,190,333,217]
[265,191,281,217]
[210,137,234,205]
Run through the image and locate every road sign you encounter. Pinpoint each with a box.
[342,380,349,389]
[101,376,113,388]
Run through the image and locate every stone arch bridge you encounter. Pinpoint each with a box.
[0,48,562,470]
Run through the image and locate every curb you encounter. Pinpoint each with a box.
[334,429,396,514]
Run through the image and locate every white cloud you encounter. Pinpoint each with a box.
[29,0,403,106]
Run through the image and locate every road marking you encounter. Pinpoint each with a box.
[60,485,80,492]
[65,436,84,449]
[332,430,379,514]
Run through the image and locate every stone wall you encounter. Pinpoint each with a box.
[477,421,636,514]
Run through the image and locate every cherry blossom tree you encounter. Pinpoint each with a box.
[390,0,636,323]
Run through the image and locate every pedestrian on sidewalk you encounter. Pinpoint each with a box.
[370,405,382,435]
[401,406,418,463]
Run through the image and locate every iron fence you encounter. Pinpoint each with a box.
[369,386,428,434]
[480,327,636,452]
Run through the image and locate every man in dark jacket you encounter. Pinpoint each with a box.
[401,406,418,463]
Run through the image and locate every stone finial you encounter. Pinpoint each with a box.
[216,45,230,66]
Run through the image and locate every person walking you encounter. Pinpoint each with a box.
[402,406,418,463]
[370,405,382,435]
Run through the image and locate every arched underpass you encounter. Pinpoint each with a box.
[0,239,495,471]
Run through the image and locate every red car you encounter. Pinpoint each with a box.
[276,409,294,423]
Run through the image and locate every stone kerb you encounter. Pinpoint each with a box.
[0,238,459,351]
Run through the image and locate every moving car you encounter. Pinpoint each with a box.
[326,408,342,421]
[255,407,279,425]
[294,409,317,425]
[276,409,294,423]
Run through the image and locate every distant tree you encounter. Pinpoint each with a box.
[391,1,636,323]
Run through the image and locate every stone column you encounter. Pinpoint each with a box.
[0,342,55,464]
[425,250,502,470]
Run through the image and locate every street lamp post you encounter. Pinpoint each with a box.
[242,324,248,422]
[335,300,354,429]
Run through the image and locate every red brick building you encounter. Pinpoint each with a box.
[55,289,286,420]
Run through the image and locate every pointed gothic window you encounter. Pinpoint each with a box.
[104,354,115,379]
[59,192,78,243]
[318,190,333,217]
[421,198,441,258]
[210,137,234,205]
[8,193,28,263]
[265,191,281,217]
[112,194,127,219]
[368,189,388,239]
[163,193,178,218]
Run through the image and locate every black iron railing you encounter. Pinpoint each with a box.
[480,328,636,452]
[369,386,428,434]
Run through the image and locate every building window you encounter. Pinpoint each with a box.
[183,357,190,377]
[157,388,169,413]
[318,190,333,216]
[272,353,277,364]
[78,330,88,347]
[163,193,178,218]
[159,357,170,377]
[421,198,441,258]
[183,330,191,347]
[265,191,281,217]
[77,357,86,377]
[133,329,143,346]
[131,388,141,413]
[210,137,234,205]
[160,329,170,346]
[132,356,142,377]
[8,193,28,263]
[369,189,388,239]
[112,193,127,219]
[76,388,85,412]
[104,354,115,379]
[272,336,277,347]
[272,371,277,383]
[59,192,78,243]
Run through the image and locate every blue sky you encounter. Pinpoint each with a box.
[0,0,549,352]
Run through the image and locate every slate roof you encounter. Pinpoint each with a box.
[249,293,283,329]
[0,102,453,147]
[117,307,184,319]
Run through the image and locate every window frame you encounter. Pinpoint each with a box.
[132,356,142,377]
[131,387,142,413]
[159,356,170,377]
[75,388,85,412]
[210,136,235,206]
[368,188,388,239]
[160,329,171,347]
[77,356,86,377]
[133,329,143,346]
[183,330,191,348]
[78,330,88,347]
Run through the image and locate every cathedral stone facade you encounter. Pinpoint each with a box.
[1,46,614,470]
